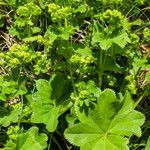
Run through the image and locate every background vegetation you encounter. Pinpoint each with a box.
[0,0,150,150]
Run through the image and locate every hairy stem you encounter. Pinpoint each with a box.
[98,48,106,89]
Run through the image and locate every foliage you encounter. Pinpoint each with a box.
[65,89,145,150]
[0,0,150,150]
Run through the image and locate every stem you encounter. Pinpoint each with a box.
[133,90,147,109]
[47,133,52,150]
[18,95,24,127]
[98,48,106,89]
[70,68,77,96]
[65,18,67,27]
[52,136,63,150]
[98,48,103,88]
[56,130,68,149]
[69,36,77,96]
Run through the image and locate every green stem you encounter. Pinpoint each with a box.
[133,90,147,109]
[56,130,68,149]
[69,36,77,96]
[65,18,67,27]
[98,48,103,88]
[18,95,24,127]
[52,136,63,150]
[98,48,106,89]
[70,68,77,96]
[47,133,52,150]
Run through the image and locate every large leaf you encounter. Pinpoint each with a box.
[30,75,72,132]
[16,127,48,150]
[64,89,145,150]
[30,79,59,132]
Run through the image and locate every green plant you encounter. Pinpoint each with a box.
[0,0,150,149]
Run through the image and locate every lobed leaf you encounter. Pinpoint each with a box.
[65,89,145,150]
[16,127,48,150]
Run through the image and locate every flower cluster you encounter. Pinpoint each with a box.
[69,53,95,74]
[71,80,100,108]
[15,2,41,27]
[0,44,51,75]
[125,75,137,94]
[7,125,20,140]
[143,27,150,42]
[0,44,35,67]
[100,9,124,26]
[48,3,73,22]
[34,52,51,75]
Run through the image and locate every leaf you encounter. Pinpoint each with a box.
[59,25,75,40]
[38,0,46,9]
[51,73,72,104]
[31,102,60,132]
[112,31,131,48]
[1,81,17,94]
[36,79,51,93]
[74,4,88,13]
[0,140,16,150]
[0,106,10,117]
[146,72,150,83]
[145,136,150,150]
[30,79,58,132]
[92,30,130,50]
[33,79,52,104]
[0,104,22,127]
[64,89,145,150]
[15,83,27,96]
[132,57,147,74]
[16,127,48,150]
[30,77,71,132]
[92,32,112,50]
[75,46,92,57]
[44,26,59,44]
[103,55,123,72]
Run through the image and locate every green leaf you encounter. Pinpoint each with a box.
[74,4,88,13]
[103,55,123,72]
[33,79,52,104]
[132,57,147,74]
[16,127,48,150]
[2,81,17,94]
[112,31,131,48]
[38,0,46,9]
[92,32,112,50]
[51,73,72,104]
[30,77,68,132]
[59,25,75,40]
[0,104,22,127]
[0,106,9,117]
[146,72,150,83]
[92,30,130,50]
[64,89,145,150]
[0,140,16,150]
[145,136,150,150]
[75,46,92,57]
[31,27,41,34]
[15,84,27,96]
[31,79,58,132]
[31,102,60,132]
